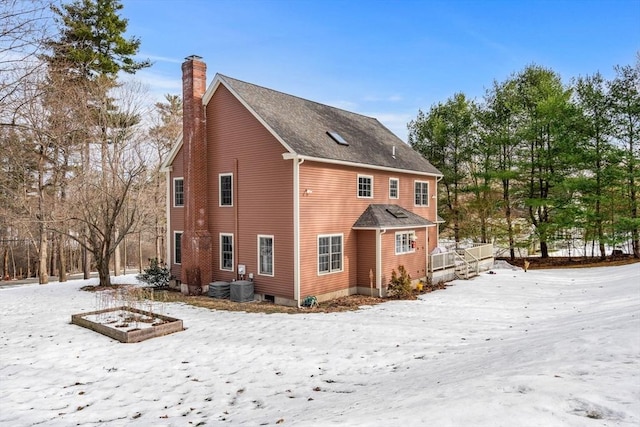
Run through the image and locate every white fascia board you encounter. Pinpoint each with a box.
[352,224,433,231]
[281,153,443,178]
[160,133,183,173]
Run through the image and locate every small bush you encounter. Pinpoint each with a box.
[137,258,172,289]
[387,265,414,299]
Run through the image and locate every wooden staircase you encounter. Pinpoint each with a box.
[453,251,479,280]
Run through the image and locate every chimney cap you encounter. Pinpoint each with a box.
[185,54,203,61]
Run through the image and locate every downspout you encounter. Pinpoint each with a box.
[425,226,429,281]
[376,228,386,297]
[234,158,239,279]
[294,157,304,308]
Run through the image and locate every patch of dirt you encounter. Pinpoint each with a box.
[497,255,639,270]
[81,284,124,292]
[158,292,386,314]
[81,284,449,314]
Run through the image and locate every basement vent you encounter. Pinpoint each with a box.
[386,207,408,218]
[327,131,349,146]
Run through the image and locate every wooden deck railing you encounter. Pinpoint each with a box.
[429,243,494,278]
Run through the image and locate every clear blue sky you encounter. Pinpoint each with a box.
[120,0,639,141]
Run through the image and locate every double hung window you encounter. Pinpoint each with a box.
[358,175,373,198]
[174,178,184,207]
[220,173,233,206]
[220,233,234,271]
[414,181,429,206]
[318,234,343,274]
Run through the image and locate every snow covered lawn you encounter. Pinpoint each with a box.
[1,263,639,426]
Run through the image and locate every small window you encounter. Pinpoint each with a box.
[395,231,415,254]
[174,231,183,264]
[389,178,399,199]
[318,234,343,274]
[358,175,373,198]
[258,235,274,276]
[173,178,184,207]
[415,181,429,206]
[220,233,234,271]
[220,173,233,206]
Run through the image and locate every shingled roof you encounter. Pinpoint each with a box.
[353,204,434,229]
[215,75,442,176]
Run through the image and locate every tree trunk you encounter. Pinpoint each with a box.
[114,228,120,276]
[540,240,549,258]
[123,234,127,275]
[139,232,143,274]
[2,247,8,280]
[82,239,90,279]
[632,182,638,258]
[58,234,67,282]
[96,255,112,287]
[49,232,57,278]
[480,216,487,243]
[503,179,515,261]
[38,229,48,284]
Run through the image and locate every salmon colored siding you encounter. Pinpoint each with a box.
[380,228,428,287]
[205,85,294,299]
[298,161,437,298]
[356,231,377,288]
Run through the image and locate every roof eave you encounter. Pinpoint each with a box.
[352,224,434,231]
[160,133,184,173]
[282,153,443,177]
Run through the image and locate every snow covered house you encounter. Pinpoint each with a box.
[162,55,443,306]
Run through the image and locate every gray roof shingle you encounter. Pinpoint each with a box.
[353,204,434,229]
[218,75,442,176]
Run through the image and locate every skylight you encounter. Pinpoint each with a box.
[327,131,348,146]
[386,207,408,218]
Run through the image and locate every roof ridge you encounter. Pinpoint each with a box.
[217,73,378,122]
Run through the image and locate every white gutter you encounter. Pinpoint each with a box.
[293,157,304,308]
[282,153,442,178]
[376,228,386,297]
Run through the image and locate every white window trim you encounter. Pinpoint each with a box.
[357,174,374,199]
[414,180,430,207]
[219,173,233,207]
[317,233,344,275]
[174,231,183,264]
[220,233,234,271]
[395,230,416,255]
[389,177,399,199]
[173,177,184,208]
[257,234,274,277]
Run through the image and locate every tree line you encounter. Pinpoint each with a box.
[408,61,639,259]
[0,0,181,284]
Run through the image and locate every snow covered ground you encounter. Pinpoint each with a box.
[1,263,639,426]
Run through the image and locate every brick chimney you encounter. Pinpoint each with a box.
[181,55,212,294]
